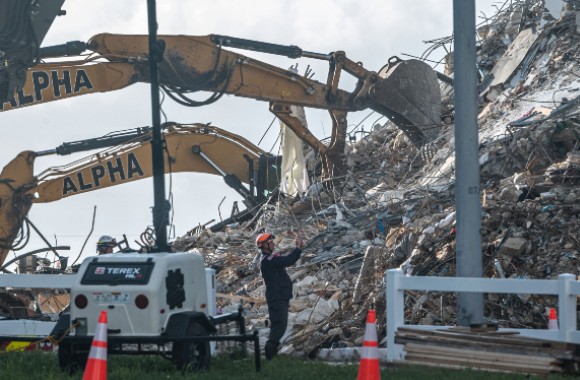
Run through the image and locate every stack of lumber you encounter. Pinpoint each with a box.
[395,327,580,376]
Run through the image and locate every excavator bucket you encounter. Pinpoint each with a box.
[369,58,442,148]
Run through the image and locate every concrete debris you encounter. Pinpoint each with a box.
[170,0,580,359]
[497,237,528,256]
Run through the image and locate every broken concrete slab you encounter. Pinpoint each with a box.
[488,28,542,89]
[498,237,528,256]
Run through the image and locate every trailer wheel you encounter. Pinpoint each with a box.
[58,342,88,373]
[172,321,211,371]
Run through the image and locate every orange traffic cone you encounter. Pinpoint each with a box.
[548,308,559,330]
[82,310,108,380]
[357,309,381,380]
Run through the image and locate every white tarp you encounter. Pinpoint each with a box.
[279,106,310,197]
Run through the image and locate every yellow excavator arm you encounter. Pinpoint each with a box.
[1,33,442,176]
[31,123,279,202]
[0,123,281,266]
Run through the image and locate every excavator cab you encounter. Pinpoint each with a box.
[0,0,65,102]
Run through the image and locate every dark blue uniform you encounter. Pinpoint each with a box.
[260,248,301,349]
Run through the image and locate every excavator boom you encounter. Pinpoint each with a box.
[31,124,277,202]
[0,123,281,266]
[1,33,442,162]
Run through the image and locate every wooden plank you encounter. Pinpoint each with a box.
[404,350,561,372]
[441,328,574,351]
[404,352,558,371]
[410,329,553,347]
[396,329,533,346]
[397,360,534,375]
[404,354,557,375]
[399,327,562,347]
[395,334,566,357]
[404,348,558,368]
[395,330,575,359]
[404,343,561,366]
[404,342,558,363]
[398,326,518,336]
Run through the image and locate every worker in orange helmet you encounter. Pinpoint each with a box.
[256,232,304,360]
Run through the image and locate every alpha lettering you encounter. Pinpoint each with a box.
[32,71,50,101]
[107,158,126,182]
[127,153,145,178]
[52,70,72,97]
[73,70,92,92]
[77,172,93,191]
[1,69,94,111]
[91,166,106,187]
[62,153,145,196]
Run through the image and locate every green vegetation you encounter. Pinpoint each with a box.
[0,351,571,380]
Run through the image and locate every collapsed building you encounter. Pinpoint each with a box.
[171,0,580,359]
[0,0,578,371]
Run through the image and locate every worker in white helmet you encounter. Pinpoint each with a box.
[96,235,117,255]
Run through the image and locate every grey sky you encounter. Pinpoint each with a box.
[1,1,496,268]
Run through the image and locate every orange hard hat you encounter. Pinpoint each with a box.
[256,233,275,249]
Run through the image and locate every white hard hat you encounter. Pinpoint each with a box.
[97,235,116,247]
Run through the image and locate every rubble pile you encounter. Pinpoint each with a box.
[173,1,580,358]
